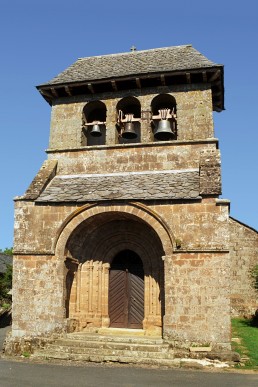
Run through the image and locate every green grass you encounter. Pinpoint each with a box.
[231,318,258,369]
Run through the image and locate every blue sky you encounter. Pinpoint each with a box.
[0,0,257,249]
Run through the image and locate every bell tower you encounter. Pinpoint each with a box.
[12,45,231,350]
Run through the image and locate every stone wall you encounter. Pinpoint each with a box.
[12,255,65,337]
[10,81,232,350]
[199,148,221,195]
[12,199,231,345]
[155,199,229,251]
[229,217,258,316]
[13,200,78,253]
[48,140,218,175]
[48,85,214,149]
[164,251,231,348]
[13,199,228,254]
[14,196,258,343]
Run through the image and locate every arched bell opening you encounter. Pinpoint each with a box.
[116,96,141,143]
[82,100,107,146]
[151,94,177,141]
[63,212,165,336]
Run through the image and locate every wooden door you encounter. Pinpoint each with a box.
[109,250,144,329]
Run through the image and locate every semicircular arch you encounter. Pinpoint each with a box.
[54,202,174,259]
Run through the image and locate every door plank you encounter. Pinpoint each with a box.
[109,269,127,327]
[128,271,144,328]
[109,250,144,329]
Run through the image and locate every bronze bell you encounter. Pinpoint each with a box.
[154,120,174,141]
[90,124,102,137]
[122,122,137,139]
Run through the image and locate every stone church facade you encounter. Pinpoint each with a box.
[10,45,258,352]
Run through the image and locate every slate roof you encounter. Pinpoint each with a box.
[36,169,200,203]
[39,45,221,87]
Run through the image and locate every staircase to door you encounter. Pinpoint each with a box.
[109,250,144,329]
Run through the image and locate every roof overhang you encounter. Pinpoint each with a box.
[37,66,224,112]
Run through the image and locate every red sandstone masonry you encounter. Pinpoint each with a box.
[11,68,233,349]
[164,252,231,344]
[229,217,258,316]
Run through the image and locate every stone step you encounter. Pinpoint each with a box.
[53,338,168,352]
[38,344,174,360]
[97,328,145,336]
[33,349,179,367]
[32,332,177,367]
[65,332,163,345]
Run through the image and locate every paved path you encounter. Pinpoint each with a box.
[0,357,258,387]
[1,328,258,387]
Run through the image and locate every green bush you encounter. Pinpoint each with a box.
[0,248,13,256]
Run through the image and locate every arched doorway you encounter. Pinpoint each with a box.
[109,250,144,329]
[57,204,174,336]
[64,216,165,334]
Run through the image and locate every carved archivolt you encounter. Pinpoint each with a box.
[56,203,174,333]
[55,202,174,258]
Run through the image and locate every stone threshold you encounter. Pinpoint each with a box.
[97,328,147,337]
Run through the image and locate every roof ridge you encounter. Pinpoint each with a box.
[77,44,192,61]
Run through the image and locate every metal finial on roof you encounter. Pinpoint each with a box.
[130,45,137,52]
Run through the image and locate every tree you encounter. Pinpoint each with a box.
[0,247,13,306]
[0,264,12,304]
[0,247,13,256]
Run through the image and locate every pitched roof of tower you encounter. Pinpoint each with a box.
[39,45,220,86]
[37,45,224,111]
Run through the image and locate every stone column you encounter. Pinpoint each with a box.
[105,99,117,145]
[143,267,163,336]
[102,263,110,327]
[75,263,82,313]
[162,255,174,339]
